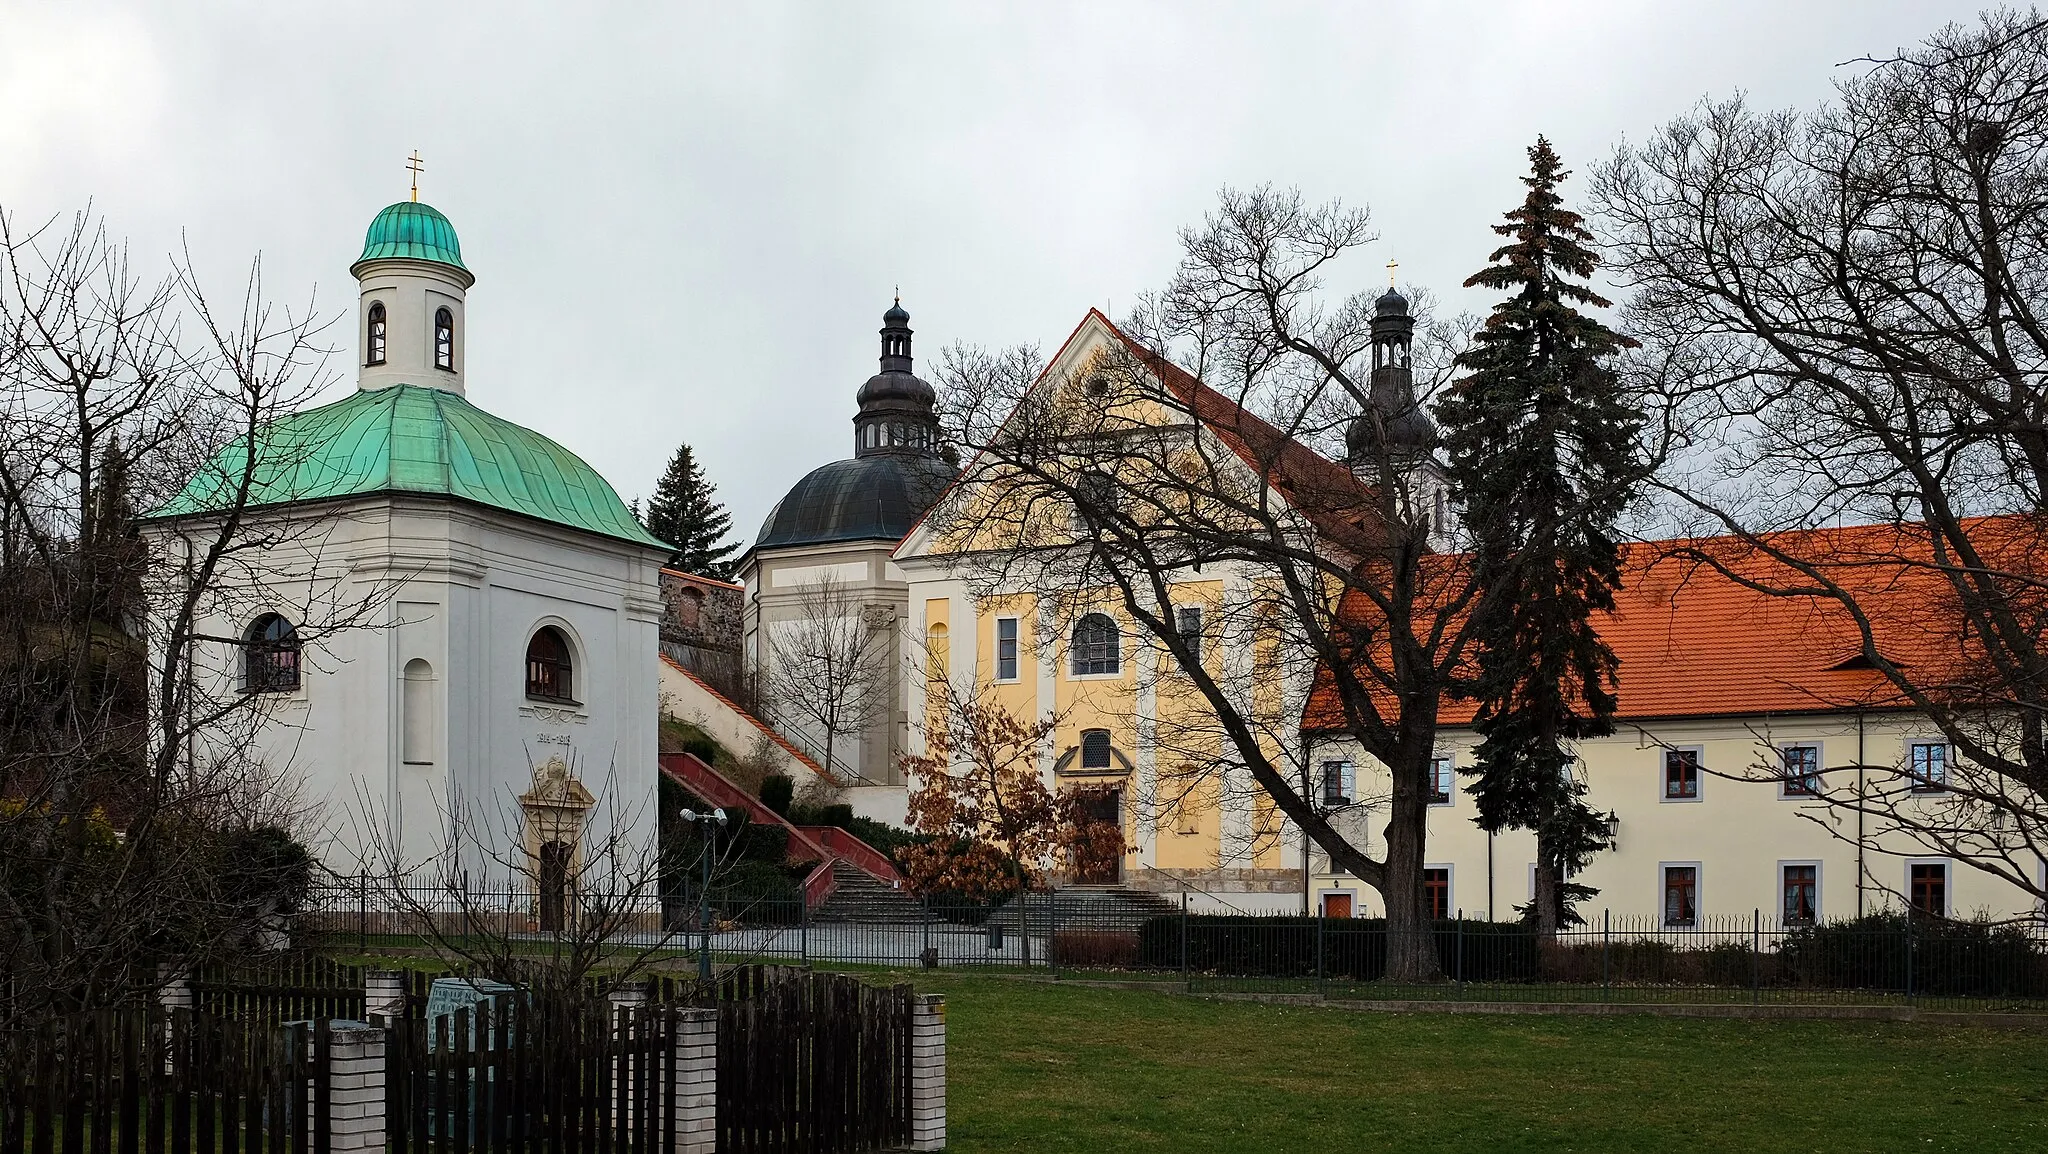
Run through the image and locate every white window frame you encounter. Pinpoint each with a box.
[1428,753,1456,808]
[1423,863,1455,920]
[1778,742,1822,800]
[1661,745,1704,804]
[1778,859,1822,925]
[1907,739,1951,795]
[1660,861,1703,927]
[1905,858,1950,918]
[994,616,1020,683]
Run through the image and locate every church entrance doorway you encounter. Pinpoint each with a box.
[1068,788,1124,885]
[539,841,572,931]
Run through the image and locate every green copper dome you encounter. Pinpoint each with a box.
[353,201,467,272]
[147,385,667,551]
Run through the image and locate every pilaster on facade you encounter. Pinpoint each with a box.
[1035,596,1059,786]
[1134,643,1160,870]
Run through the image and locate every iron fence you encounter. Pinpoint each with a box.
[298,879,2048,1012]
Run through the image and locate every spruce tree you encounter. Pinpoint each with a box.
[644,443,740,579]
[1436,137,1643,936]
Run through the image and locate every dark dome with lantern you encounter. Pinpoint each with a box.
[1345,285,1436,464]
[753,299,957,552]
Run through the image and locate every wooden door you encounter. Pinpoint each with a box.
[539,840,571,930]
[1322,892,1353,919]
[1069,788,1124,885]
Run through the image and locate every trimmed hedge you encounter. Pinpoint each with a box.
[1137,915,1540,982]
[1780,914,2048,996]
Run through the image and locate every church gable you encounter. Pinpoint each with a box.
[896,309,1371,564]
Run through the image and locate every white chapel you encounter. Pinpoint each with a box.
[143,198,671,888]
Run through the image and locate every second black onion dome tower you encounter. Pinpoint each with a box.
[1344,285,1437,469]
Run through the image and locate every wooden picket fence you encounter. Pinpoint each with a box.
[192,957,370,1024]
[716,970,913,1153]
[385,998,681,1153]
[53,962,923,1153]
[0,1009,325,1154]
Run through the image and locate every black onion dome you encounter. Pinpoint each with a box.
[1345,402,1436,459]
[856,369,936,408]
[754,453,957,550]
[1347,280,1432,462]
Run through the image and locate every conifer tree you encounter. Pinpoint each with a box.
[644,443,739,579]
[1437,137,1643,937]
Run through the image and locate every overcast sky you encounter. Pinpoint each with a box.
[0,1,1986,547]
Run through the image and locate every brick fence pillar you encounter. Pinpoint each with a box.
[322,1022,387,1153]
[363,970,407,1022]
[609,985,651,1130]
[909,993,946,1151]
[671,1007,718,1154]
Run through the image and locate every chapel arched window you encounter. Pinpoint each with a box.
[1071,613,1121,677]
[243,613,301,693]
[526,626,574,702]
[434,307,455,371]
[367,301,387,365]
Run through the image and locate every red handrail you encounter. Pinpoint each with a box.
[658,753,903,905]
[796,825,905,887]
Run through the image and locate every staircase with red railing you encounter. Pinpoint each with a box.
[658,752,906,913]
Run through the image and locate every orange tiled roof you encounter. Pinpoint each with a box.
[1107,319,1383,550]
[1305,519,2018,729]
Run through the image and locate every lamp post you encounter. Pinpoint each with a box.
[678,807,729,980]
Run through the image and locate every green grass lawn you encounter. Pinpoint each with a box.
[913,973,2048,1153]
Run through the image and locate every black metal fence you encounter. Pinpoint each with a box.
[298,878,2048,1012]
[1158,911,2048,1011]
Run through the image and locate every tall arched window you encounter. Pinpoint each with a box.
[434,307,454,371]
[366,301,387,365]
[1070,613,1120,676]
[402,658,435,764]
[243,613,301,693]
[526,626,574,702]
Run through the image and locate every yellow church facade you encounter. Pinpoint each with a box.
[892,311,1310,903]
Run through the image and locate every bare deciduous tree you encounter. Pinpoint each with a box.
[764,575,894,786]
[0,206,360,1025]
[1593,9,2048,908]
[351,756,683,1007]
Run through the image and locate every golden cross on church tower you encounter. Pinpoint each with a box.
[1387,259,1398,288]
[407,151,425,202]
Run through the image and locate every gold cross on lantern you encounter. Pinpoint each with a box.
[1387,259,1398,288]
[407,151,425,202]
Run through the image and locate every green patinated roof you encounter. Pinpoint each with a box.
[147,384,669,551]
[354,201,467,271]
